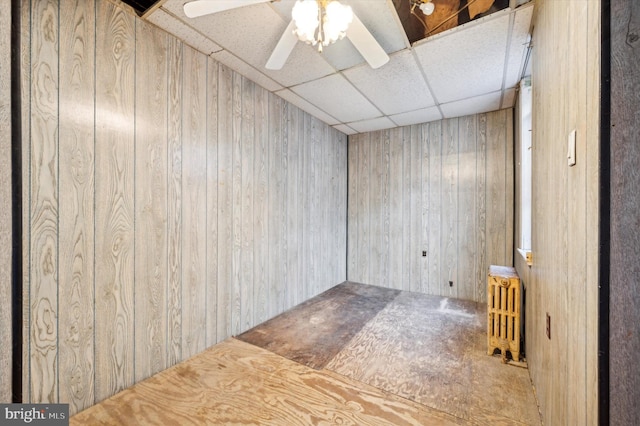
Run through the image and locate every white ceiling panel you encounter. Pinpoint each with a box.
[414,12,511,104]
[440,91,502,118]
[162,1,336,87]
[503,4,534,89]
[150,1,534,131]
[333,124,358,135]
[211,50,283,92]
[275,89,340,125]
[389,106,442,126]
[348,116,396,133]
[344,49,435,115]
[291,74,382,123]
[146,8,222,55]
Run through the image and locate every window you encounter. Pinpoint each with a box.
[517,77,532,264]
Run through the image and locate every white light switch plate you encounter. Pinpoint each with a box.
[567,129,576,166]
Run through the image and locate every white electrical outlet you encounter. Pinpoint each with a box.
[567,129,576,166]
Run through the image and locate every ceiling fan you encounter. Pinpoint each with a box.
[183,0,390,70]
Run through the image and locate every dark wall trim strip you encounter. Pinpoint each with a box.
[598,0,611,424]
[11,0,23,403]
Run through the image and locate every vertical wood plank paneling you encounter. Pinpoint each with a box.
[181,45,207,357]
[584,1,600,422]
[230,71,242,335]
[475,114,487,301]
[357,133,371,285]
[281,102,290,305]
[299,113,309,299]
[347,136,359,281]
[58,0,95,413]
[24,0,348,409]
[347,111,512,303]
[380,131,391,288]
[524,0,600,422]
[0,0,11,403]
[216,65,232,342]
[205,58,219,346]
[409,125,422,292]
[420,124,430,293]
[401,128,412,291]
[388,128,403,290]
[309,118,321,295]
[428,121,442,295]
[21,0,32,401]
[441,118,458,297]
[253,84,268,325]
[458,115,476,300]
[286,104,300,305]
[485,110,507,266]
[240,76,255,332]
[566,3,587,424]
[29,0,59,403]
[268,93,283,316]
[94,0,135,401]
[505,111,514,266]
[369,131,382,285]
[134,19,168,382]
[166,37,182,364]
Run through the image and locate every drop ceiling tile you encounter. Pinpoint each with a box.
[291,74,381,123]
[333,124,358,135]
[343,50,435,115]
[503,4,534,89]
[501,87,516,109]
[211,50,283,92]
[414,12,511,104]
[163,1,336,87]
[275,89,340,125]
[147,8,222,55]
[348,116,396,133]
[440,91,502,118]
[389,106,442,126]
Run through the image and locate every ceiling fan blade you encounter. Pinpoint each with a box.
[346,14,389,69]
[184,0,270,19]
[265,20,298,70]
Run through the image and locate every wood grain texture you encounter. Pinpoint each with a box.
[29,0,60,403]
[205,57,219,346]
[134,19,168,382]
[347,111,512,303]
[71,338,466,426]
[58,0,95,412]
[216,64,233,342]
[523,0,601,423]
[0,0,12,404]
[609,0,640,424]
[181,45,207,358]
[166,36,183,364]
[95,0,137,401]
[23,0,347,411]
[253,83,268,324]
[21,0,32,401]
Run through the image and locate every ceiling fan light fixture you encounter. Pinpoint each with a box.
[292,0,353,50]
[419,1,435,15]
[292,0,320,44]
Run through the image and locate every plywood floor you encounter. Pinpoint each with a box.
[71,282,541,425]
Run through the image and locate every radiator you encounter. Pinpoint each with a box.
[487,265,521,363]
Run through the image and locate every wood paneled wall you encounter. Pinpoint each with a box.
[609,0,640,424]
[523,0,600,424]
[0,0,12,403]
[21,0,347,414]
[347,110,513,303]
